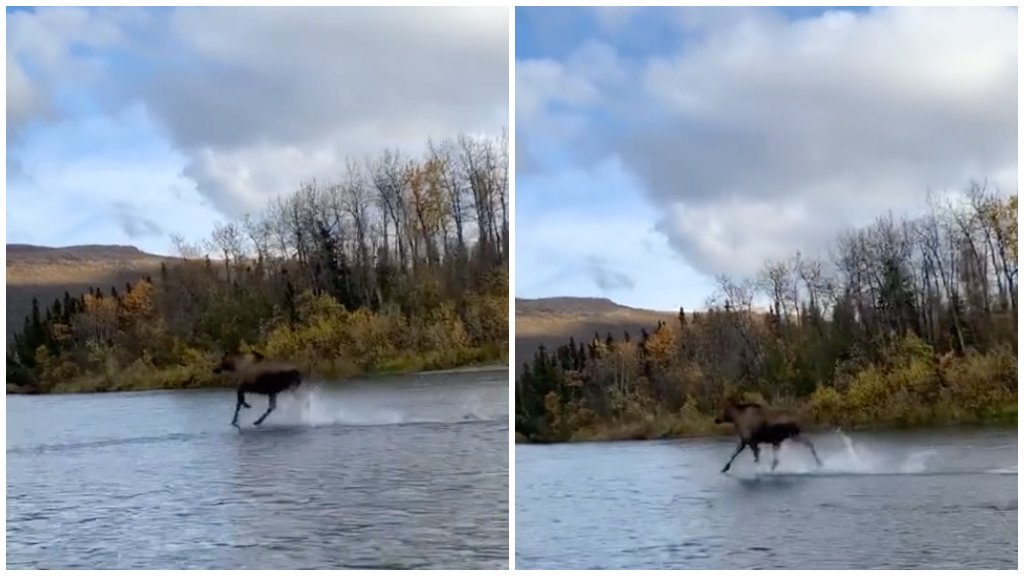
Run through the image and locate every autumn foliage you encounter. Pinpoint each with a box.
[516,187,1017,442]
[8,133,509,393]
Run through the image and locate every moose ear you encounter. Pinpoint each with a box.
[251,351,265,361]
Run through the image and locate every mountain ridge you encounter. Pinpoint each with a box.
[6,243,170,339]
[514,295,678,374]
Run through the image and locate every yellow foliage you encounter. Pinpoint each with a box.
[542,391,569,440]
[33,346,78,391]
[74,293,119,344]
[119,280,156,323]
[807,385,844,424]
[645,323,677,365]
[987,194,1018,262]
[463,292,508,346]
[942,347,1017,417]
[49,322,73,346]
[296,290,349,323]
[608,387,656,422]
[679,394,705,424]
[421,302,470,350]
[261,290,487,377]
[18,264,506,394]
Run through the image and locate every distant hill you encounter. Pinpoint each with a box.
[514,296,678,374]
[6,244,171,339]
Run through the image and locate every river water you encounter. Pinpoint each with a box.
[7,368,509,569]
[515,428,1017,569]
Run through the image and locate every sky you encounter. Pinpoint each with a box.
[6,6,509,255]
[515,6,1018,311]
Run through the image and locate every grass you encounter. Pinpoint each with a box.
[569,414,725,442]
[366,345,508,377]
[10,345,509,395]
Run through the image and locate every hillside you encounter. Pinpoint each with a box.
[514,296,677,374]
[6,244,170,339]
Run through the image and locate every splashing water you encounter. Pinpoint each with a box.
[262,384,404,427]
[251,381,503,428]
[753,429,938,476]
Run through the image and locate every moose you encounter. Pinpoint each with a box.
[213,351,304,429]
[714,400,823,473]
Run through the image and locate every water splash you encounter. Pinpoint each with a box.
[258,382,501,428]
[755,429,938,476]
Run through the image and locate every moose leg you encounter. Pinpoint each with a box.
[794,435,823,466]
[231,389,251,429]
[721,440,747,473]
[771,443,780,471]
[750,443,761,464]
[253,393,277,426]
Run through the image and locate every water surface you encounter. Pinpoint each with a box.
[516,428,1017,569]
[8,369,509,569]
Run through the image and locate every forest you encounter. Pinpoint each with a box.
[7,133,509,394]
[516,185,1017,442]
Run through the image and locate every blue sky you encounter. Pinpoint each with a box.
[514,6,1017,311]
[6,7,508,255]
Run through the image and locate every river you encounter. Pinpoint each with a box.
[515,428,1017,569]
[7,368,509,569]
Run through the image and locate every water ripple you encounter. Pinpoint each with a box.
[516,428,1017,569]
[8,373,509,569]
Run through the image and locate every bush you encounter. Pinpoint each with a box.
[807,385,844,425]
[942,346,1017,419]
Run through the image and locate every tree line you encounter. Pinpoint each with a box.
[7,132,509,393]
[516,185,1017,442]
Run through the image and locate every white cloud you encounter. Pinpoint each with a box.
[144,7,508,217]
[7,7,129,71]
[524,7,1017,280]
[516,40,629,172]
[8,7,509,219]
[7,53,41,139]
[6,150,219,255]
[6,7,142,135]
[516,205,715,310]
[515,156,716,309]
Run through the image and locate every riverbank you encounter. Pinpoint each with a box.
[515,404,1018,444]
[7,346,509,395]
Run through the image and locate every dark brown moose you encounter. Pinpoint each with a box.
[714,401,823,473]
[213,351,303,429]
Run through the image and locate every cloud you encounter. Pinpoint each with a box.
[521,7,1017,280]
[516,40,629,172]
[112,202,164,239]
[586,256,635,291]
[592,7,637,33]
[7,53,42,140]
[5,103,223,255]
[8,7,509,219]
[514,160,717,310]
[6,7,144,140]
